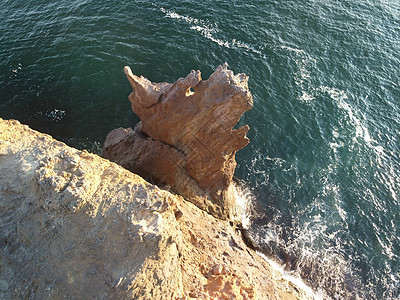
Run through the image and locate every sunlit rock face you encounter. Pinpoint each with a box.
[103,64,253,220]
[0,119,183,299]
[0,118,302,300]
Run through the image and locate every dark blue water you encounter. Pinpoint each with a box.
[1,1,399,298]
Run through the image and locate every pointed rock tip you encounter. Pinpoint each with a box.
[124,66,134,78]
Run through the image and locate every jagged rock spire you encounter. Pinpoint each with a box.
[103,64,253,220]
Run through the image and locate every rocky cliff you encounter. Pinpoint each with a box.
[0,118,310,299]
[103,64,253,220]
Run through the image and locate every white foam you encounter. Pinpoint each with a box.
[279,42,394,214]
[318,85,377,148]
[300,91,315,102]
[335,200,347,222]
[190,25,231,48]
[161,7,263,56]
[231,38,262,55]
[46,109,65,121]
[257,251,324,300]
[232,184,253,229]
[11,63,22,75]
[280,45,317,103]
[320,86,399,202]
[280,45,306,55]
[160,7,197,24]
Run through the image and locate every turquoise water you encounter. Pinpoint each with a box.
[1,0,399,298]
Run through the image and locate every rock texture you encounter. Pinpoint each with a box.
[0,119,311,299]
[103,64,253,220]
[0,119,182,299]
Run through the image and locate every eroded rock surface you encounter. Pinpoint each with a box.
[0,119,310,299]
[0,119,182,299]
[103,64,253,220]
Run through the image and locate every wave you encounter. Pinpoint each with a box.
[243,181,367,299]
[257,251,324,300]
[233,182,254,229]
[242,124,399,299]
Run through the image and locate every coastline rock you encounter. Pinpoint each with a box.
[0,118,310,299]
[0,119,182,299]
[103,64,253,220]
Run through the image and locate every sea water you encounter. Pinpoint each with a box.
[1,0,399,298]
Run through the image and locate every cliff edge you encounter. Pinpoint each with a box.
[0,118,311,299]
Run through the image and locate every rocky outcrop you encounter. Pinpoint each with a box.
[102,64,253,220]
[0,119,310,299]
[0,119,182,299]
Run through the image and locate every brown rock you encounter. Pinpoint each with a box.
[103,64,253,220]
[0,118,312,300]
[0,119,183,299]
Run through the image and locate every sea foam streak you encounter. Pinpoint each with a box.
[283,45,398,203]
[243,147,368,298]
[160,7,263,56]
[257,251,324,300]
[233,184,253,229]
[272,43,400,298]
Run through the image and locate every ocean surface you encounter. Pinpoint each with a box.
[1,0,399,298]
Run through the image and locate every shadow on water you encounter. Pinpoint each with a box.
[12,96,105,154]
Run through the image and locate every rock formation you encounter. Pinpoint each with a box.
[103,64,253,220]
[0,119,310,299]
